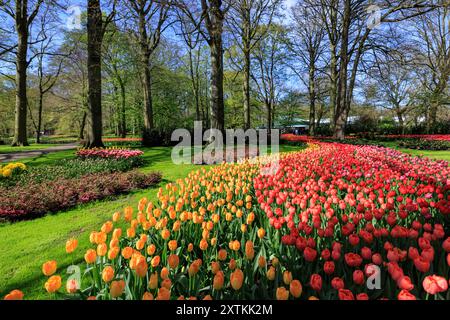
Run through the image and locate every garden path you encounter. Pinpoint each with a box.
[0,143,78,162]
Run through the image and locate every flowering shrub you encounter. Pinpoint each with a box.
[6,143,449,300]
[76,148,144,160]
[0,171,162,221]
[0,162,26,179]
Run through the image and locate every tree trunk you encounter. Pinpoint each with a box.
[12,1,29,147]
[333,0,350,140]
[188,49,201,121]
[36,93,43,143]
[79,111,87,140]
[85,0,104,148]
[243,48,251,130]
[209,34,225,132]
[308,60,316,136]
[141,54,154,130]
[118,77,127,138]
[265,100,272,133]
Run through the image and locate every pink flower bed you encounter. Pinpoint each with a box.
[76,148,144,159]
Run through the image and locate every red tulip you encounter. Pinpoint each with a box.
[422,275,448,295]
[310,274,322,291]
[338,289,355,300]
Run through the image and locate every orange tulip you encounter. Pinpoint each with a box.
[97,243,107,257]
[124,206,133,221]
[245,241,254,260]
[168,240,178,251]
[160,267,169,280]
[290,280,302,298]
[218,249,227,261]
[136,239,145,251]
[156,287,171,300]
[203,295,213,300]
[4,290,24,300]
[283,271,293,285]
[65,238,78,254]
[211,261,221,274]
[121,247,133,259]
[276,287,289,300]
[267,266,276,281]
[142,292,154,300]
[230,269,244,290]
[147,244,156,256]
[84,249,97,264]
[229,259,237,270]
[108,247,120,260]
[258,256,266,268]
[213,271,224,290]
[257,228,266,239]
[231,240,240,251]
[112,212,121,222]
[161,279,172,290]
[168,254,179,269]
[188,243,194,252]
[102,266,115,282]
[101,221,113,234]
[200,239,208,251]
[126,227,135,238]
[135,258,148,278]
[161,228,170,240]
[151,255,161,268]
[42,260,57,276]
[45,275,62,293]
[149,272,159,289]
[188,261,200,277]
[110,280,125,298]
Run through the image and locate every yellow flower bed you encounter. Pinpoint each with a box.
[0,162,27,178]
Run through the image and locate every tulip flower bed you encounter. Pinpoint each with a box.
[5,142,450,300]
[76,148,144,160]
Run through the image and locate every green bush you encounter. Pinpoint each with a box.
[0,157,144,188]
[397,139,450,150]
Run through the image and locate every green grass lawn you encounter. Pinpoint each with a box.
[374,141,450,162]
[0,144,302,299]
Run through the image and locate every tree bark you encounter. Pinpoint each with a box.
[79,111,87,140]
[209,31,225,132]
[118,76,127,138]
[308,59,316,136]
[36,93,43,143]
[12,0,29,146]
[243,48,251,130]
[333,0,350,140]
[85,0,104,148]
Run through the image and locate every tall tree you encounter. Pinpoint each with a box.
[85,0,116,148]
[289,0,325,136]
[126,0,171,131]
[252,24,287,132]
[227,0,281,129]
[414,3,450,132]
[177,0,229,132]
[1,0,46,146]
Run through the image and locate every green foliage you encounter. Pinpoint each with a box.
[0,157,144,188]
